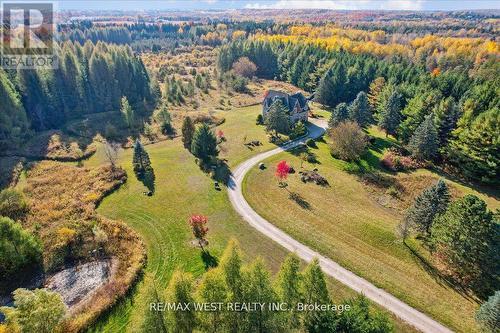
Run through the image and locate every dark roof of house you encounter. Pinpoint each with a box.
[263,90,309,114]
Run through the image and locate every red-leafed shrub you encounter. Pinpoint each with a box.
[381,149,425,171]
[188,214,209,249]
[275,160,290,183]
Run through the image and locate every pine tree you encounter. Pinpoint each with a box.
[367,77,386,110]
[164,271,197,333]
[197,269,228,333]
[302,259,336,333]
[349,91,371,128]
[448,108,499,184]
[378,91,402,137]
[135,276,167,333]
[243,259,279,332]
[401,179,450,238]
[120,96,135,129]
[219,239,244,333]
[181,116,195,150]
[132,139,152,177]
[265,100,290,136]
[476,291,500,333]
[407,115,439,161]
[315,63,346,107]
[328,102,349,128]
[275,254,303,329]
[431,195,498,286]
[433,97,459,146]
[191,123,218,163]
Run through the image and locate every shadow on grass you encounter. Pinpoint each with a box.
[137,168,156,195]
[201,251,219,270]
[403,242,480,303]
[288,191,312,210]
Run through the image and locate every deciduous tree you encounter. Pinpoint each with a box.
[188,214,209,250]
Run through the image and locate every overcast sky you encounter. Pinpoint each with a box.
[58,0,500,11]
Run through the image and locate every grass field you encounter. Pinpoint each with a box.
[242,128,499,333]
[85,105,417,332]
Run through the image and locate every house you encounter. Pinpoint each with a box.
[262,90,310,124]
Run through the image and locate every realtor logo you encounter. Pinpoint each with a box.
[1,1,57,69]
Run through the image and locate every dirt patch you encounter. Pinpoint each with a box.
[45,259,118,309]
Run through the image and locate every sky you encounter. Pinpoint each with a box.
[58,0,500,11]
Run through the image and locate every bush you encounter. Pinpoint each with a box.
[0,217,42,285]
[329,121,367,161]
[231,57,257,78]
[0,189,29,221]
[256,114,264,125]
[306,138,316,148]
[381,148,425,171]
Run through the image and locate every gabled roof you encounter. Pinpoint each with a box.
[263,90,309,114]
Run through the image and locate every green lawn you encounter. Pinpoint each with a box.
[85,105,417,332]
[242,130,499,333]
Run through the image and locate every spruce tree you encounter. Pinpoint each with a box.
[132,139,152,176]
[197,269,228,333]
[302,259,336,333]
[191,123,218,163]
[378,91,402,137]
[120,96,135,129]
[431,195,498,287]
[349,91,371,128]
[401,179,450,238]
[243,259,279,332]
[265,100,290,136]
[219,239,244,332]
[433,97,459,146]
[181,116,195,150]
[328,102,349,128]
[476,291,500,332]
[275,254,303,329]
[164,271,196,333]
[407,115,439,161]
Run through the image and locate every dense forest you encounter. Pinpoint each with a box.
[0,40,155,149]
[217,34,499,184]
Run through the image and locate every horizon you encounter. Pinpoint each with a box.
[56,1,500,12]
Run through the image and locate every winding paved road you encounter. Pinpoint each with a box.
[227,118,454,333]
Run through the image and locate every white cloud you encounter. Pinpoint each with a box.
[245,0,424,11]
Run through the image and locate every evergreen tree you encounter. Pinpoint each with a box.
[265,100,290,136]
[243,259,279,332]
[476,290,500,333]
[433,97,459,146]
[431,195,499,287]
[449,108,499,184]
[164,271,197,333]
[302,259,336,333]
[0,69,28,148]
[378,91,402,137]
[135,276,167,333]
[219,239,244,333]
[328,102,349,128]
[400,179,450,238]
[407,115,439,161]
[181,116,195,150]
[197,269,228,333]
[315,63,346,107]
[275,254,303,329]
[156,104,173,135]
[399,90,441,143]
[337,296,393,333]
[120,96,135,129]
[349,91,371,128]
[367,76,386,110]
[132,139,152,176]
[191,123,219,163]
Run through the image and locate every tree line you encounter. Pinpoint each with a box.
[136,240,393,333]
[217,39,499,184]
[0,40,155,149]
